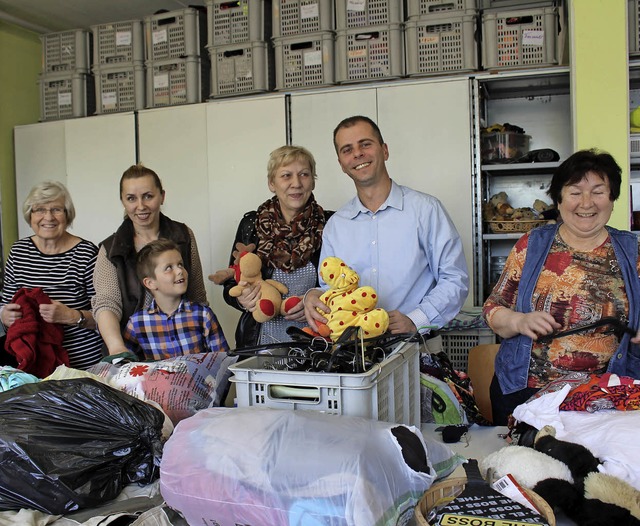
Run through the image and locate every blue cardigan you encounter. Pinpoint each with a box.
[495,223,640,394]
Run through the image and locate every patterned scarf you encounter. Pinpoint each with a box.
[255,194,326,272]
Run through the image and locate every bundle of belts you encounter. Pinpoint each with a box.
[229,326,421,374]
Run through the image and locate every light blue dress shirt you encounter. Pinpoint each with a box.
[319,181,469,331]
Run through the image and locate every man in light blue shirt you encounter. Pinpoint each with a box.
[304,116,469,335]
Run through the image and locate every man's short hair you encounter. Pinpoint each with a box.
[332,115,385,152]
[136,238,180,285]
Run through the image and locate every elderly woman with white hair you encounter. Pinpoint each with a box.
[0,180,103,370]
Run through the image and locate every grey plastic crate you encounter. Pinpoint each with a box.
[41,29,90,73]
[335,0,403,29]
[335,23,404,83]
[91,20,144,66]
[273,0,334,37]
[145,8,206,61]
[209,40,272,97]
[407,0,477,17]
[207,0,271,46]
[482,5,561,69]
[405,12,478,76]
[39,71,95,121]
[94,63,145,113]
[630,0,640,55]
[479,0,557,9]
[274,31,334,89]
[146,56,208,107]
[439,327,496,372]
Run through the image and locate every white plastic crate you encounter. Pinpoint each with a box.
[41,29,90,73]
[91,20,144,66]
[407,0,477,17]
[479,0,557,9]
[631,134,640,159]
[335,0,404,29]
[207,0,270,46]
[273,0,334,37]
[39,71,94,121]
[336,23,404,83]
[230,341,420,425]
[146,56,208,107]
[439,327,496,371]
[274,31,334,90]
[94,63,145,113]
[209,40,272,97]
[144,8,206,61]
[405,12,478,76]
[482,6,561,70]
[630,0,640,55]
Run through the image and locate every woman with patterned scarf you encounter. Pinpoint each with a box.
[223,146,332,348]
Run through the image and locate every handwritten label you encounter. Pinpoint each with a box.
[347,0,366,12]
[58,92,72,106]
[522,29,544,46]
[304,50,322,66]
[154,73,169,89]
[300,3,319,19]
[152,29,167,45]
[116,31,132,46]
[102,92,117,109]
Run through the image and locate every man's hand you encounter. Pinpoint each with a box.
[303,289,329,332]
[387,310,416,334]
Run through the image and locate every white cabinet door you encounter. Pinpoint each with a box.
[65,113,137,245]
[377,79,475,306]
[289,87,378,212]
[206,95,288,343]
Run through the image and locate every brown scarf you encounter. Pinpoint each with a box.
[255,194,326,272]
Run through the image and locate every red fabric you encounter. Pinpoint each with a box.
[4,287,68,378]
[560,372,640,412]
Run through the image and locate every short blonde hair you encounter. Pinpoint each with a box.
[23,180,76,226]
[267,145,317,184]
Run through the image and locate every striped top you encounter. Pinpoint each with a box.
[1,237,103,370]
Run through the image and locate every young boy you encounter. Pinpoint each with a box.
[123,238,230,361]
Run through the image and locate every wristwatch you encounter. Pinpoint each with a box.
[75,309,87,328]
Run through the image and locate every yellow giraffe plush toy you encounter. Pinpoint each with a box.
[316,256,389,341]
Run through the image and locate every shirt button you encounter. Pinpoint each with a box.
[372,268,377,273]
[372,240,376,245]
[617,353,623,359]
[372,215,376,220]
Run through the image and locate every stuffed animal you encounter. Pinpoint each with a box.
[313,257,389,341]
[480,425,640,526]
[210,244,301,324]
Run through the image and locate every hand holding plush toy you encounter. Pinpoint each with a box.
[314,257,389,341]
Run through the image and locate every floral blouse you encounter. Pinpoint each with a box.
[483,230,640,387]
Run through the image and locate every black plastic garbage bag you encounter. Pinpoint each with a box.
[0,378,164,514]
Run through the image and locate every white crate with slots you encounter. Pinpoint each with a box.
[207,0,270,46]
[405,12,478,76]
[146,56,208,107]
[145,8,206,61]
[630,0,640,55]
[91,20,144,66]
[273,0,334,37]
[41,29,90,74]
[94,63,145,113]
[482,5,561,70]
[336,23,404,83]
[479,0,557,9]
[274,31,334,90]
[209,41,271,97]
[439,327,496,371]
[335,0,404,29]
[407,0,477,18]
[39,71,94,121]
[230,341,420,425]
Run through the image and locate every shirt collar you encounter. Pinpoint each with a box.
[345,179,403,218]
[147,297,189,315]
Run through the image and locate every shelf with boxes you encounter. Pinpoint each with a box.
[472,67,571,304]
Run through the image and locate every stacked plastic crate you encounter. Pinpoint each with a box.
[272,1,335,91]
[480,0,564,70]
[630,0,640,56]
[405,0,479,77]
[91,20,145,113]
[334,0,405,84]
[144,8,210,108]
[39,30,94,121]
[207,0,273,98]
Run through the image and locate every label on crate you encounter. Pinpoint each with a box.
[348,48,367,58]
[153,28,168,45]
[301,3,319,19]
[421,35,440,44]
[102,92,117,110]
[522,30,544,46]
[347,0,366,11]
[58,93,72,107]
[154,73,169,88]
[304,50,322,66]
[116,31,132,46]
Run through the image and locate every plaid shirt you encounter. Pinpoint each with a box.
[124,299,229,361]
